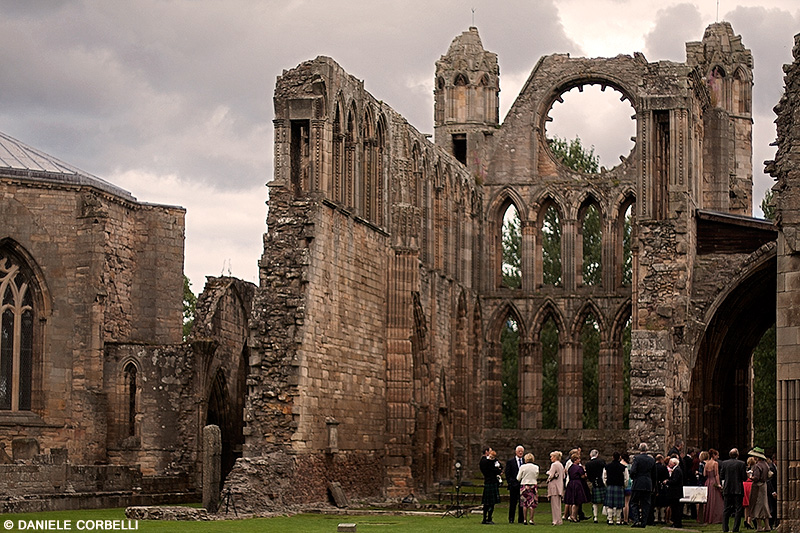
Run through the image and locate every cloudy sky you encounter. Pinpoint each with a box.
[1,1,797,292]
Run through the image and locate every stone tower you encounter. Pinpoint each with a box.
[434,26,499,175]
[686,21,754,215]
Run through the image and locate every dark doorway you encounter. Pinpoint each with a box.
[206,370,235,489]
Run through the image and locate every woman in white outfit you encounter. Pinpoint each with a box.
[546,451,565,525]
[517,453,540,525]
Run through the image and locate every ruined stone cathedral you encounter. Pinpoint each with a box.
[2,19,800,529]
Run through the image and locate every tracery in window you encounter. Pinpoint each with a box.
[0,252,35,411]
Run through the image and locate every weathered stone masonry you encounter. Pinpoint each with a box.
[766,32,800,531]
[240,22,792,512]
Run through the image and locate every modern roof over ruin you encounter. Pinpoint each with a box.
[0,130,135,201]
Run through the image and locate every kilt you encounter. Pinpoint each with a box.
[604,485,625,509]
[592,484,607,504]
[521,484,539,509]
[482,482,501,505]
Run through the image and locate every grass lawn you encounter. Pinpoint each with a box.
[1,504,724,532]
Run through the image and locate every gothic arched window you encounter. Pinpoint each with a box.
[0,251,37,412]
[123,362,138,437]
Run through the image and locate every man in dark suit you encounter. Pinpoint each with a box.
[505,445,525,523]
[585,449,607,523]
[720,447,748,532]
[629,442,656,528]
[666,457,685,528]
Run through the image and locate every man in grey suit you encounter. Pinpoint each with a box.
[629,443,656,528]
[720,447,748,532]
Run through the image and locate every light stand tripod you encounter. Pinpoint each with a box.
[222,487,238,517]
[443,460,467,518]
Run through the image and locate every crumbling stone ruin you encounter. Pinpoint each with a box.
[765,31,800,529]
[1,18,799,530]
[0,129,255,509]
[236,21,795,529]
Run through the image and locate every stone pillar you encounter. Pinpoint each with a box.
[597,341,617,430]
[766,32,800,532]
[203,424,222,512]
[384,250,417,496]
[522,220,535,292]
[562,217,577,291]
[629,330,672,453]
[518,341,536,428]
[776,233,800,527]
[560,340,581,429]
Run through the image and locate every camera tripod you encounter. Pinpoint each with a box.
[222,487,238,517]
[442,481,468,518]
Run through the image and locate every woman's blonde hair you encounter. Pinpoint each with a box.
[551,450,562,461]
[525,453,535,463]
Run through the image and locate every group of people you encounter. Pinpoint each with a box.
[478,441,778,530]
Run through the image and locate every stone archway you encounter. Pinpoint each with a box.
[688,252,776,453]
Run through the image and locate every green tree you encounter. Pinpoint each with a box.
[753,325,776,451]
[542,205,562,286]
[502,206,522,289]
[501,317,520,429]
[183,275,197,340]
[582,204,602,285]
[541,317,559,429]
[550,135,600,173]
[582,315,600,429]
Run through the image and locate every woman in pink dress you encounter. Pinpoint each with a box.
[703,448,724,524]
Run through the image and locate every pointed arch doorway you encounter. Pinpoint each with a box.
[689,252,776,453]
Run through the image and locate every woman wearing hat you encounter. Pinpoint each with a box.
[748,447,772,531]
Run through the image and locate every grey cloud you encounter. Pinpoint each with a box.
[725,6,798,117]
[0,0,579,193]
[643,3,703,61]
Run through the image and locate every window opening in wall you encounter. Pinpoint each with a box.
[124,363,137,437]
[290,119,310,196]
[502,204,521,289]
[622,316,631,429]
[333,105,344,203]
[622,204,633,285]
[581,314,600,429]
[452,133,467,165]
[501,315,519,429]
[582,204,602,286]
[0,309,12,410]
[545,83,636,172]
[0,253,34,412]
[707,66,726,108]
[541,316,559,429]
[653,110,670,220]
[542,205,562,286]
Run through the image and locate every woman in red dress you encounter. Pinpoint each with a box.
[703,449,724,523]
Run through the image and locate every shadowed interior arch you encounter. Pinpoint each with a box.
[689,254,776,452]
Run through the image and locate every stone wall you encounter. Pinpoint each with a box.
[0,177,184,466]
[104,343,197,479]
[765,31,800,532]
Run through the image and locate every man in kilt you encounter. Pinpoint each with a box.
[480,447,503,525]
[604,451,629,525]
[585,449,607,523]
